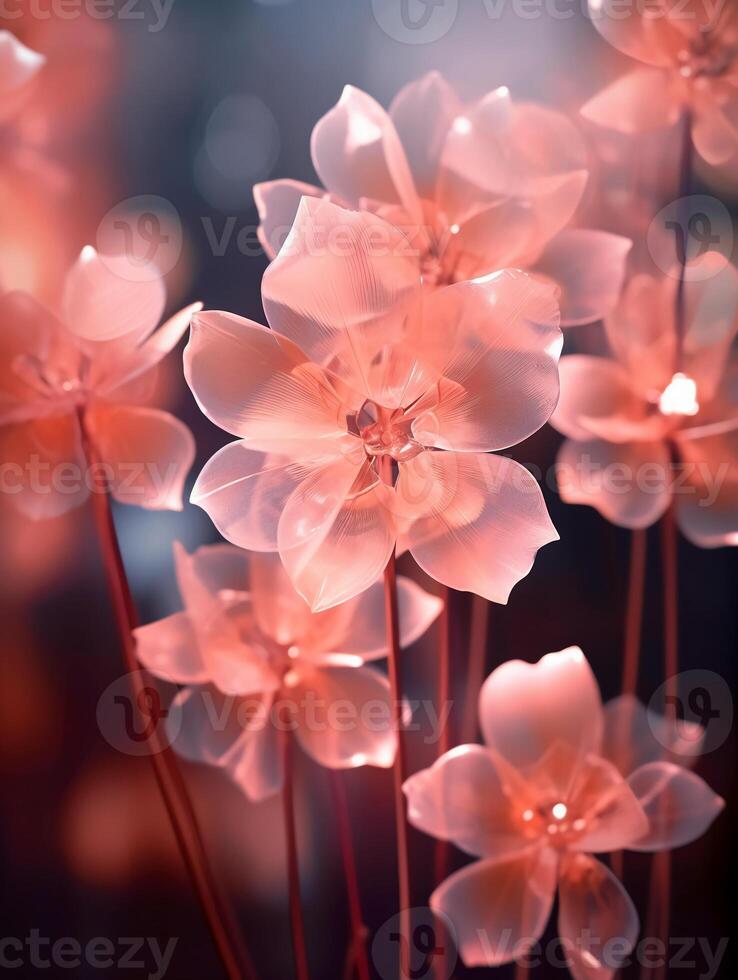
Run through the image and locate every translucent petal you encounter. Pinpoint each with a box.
[400,452,558,603]
[479,647,604,769]
[532,230,632,327]
[184,309,346,442]
[388,71,462,199]
[278,458,396,611]
[585,2,683,67]
[191,443,346,552]
[556,437,672,530]
[310,84,421,220]
[253,178,327,260]
[627,762,725,851]
[403,744,529,858]
[601,695,705,774]
[430,849,558,968]
[411,271,561,452]
[558,853,639,980]
[262,198,435,409]
[85,403,195,511]
[293,664,397,769]
[134,612,208,684]
[62,247,166,343]
[567,755,650,853]
[0,32,46,93]
[675,426,738,547]
[581,69,682,134]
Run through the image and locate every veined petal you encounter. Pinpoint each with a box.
[261,198,433,409]
[184,309,346,442]
[430,849,558,968]
[568,755,650,853]
[278,458,396,611]
[412,271,561,452]
[401,452,558,604]
[253,179,328,260]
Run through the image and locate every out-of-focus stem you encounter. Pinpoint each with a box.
[433,586,451,888]
[622,528,647,698]
[282,731,310,980]
[330,772,370,980]
[80,411,253,980]
[462,595,490,744]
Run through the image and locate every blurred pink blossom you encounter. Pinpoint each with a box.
[135,543,442,801]
[403,647,724,976]
[582,0,738,164]
[186,199,561,611]
[255,72,631,326]
[0,247,197,518]
[551,253,738,544]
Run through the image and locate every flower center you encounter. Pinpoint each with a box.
[658,372,700,417]
[520,800,588,848]
[678,39,738,80]
[355,400,424,462]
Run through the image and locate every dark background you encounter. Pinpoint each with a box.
[1,1,735,977]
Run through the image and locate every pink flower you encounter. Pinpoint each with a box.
[550,253,738,544]
[582,0,738,164]
[255,72,631,326]
[403,648,724,976]
[185,199,561,611]
[135,543,442,801]
[0,247,197,517]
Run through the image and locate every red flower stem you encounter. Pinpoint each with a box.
[383,542,412,980]
[462,595,490,744]
[675,110,693,373]
[80,414,254,980]
[622,528,647,698]
[433,586,452,888]
[282,730,310,980]
[330,771,370,980]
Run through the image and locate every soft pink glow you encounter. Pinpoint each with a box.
[403,648,724,972]
[582,0,738,164]
[135,544,441,799]
[0,247,196,517]
[551,254,738,545]
[255,72,631,326]
[186,200,562,610]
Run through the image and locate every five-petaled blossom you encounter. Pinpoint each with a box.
[551,253,738,544]
[403,648,724,978]
[255,71,631,326]
[0,247,197,517]
[135,542,442,800]
[582,0,738,164]
[185,199,562,612]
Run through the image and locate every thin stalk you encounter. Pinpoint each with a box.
[433,586,451,887]
[282,731,310,980]
[462,595,490,744]
[80,412,253,980]
[674,110,694,373]
[622,528,647,698]
[382,531,412,980]
[330,772,370,980]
